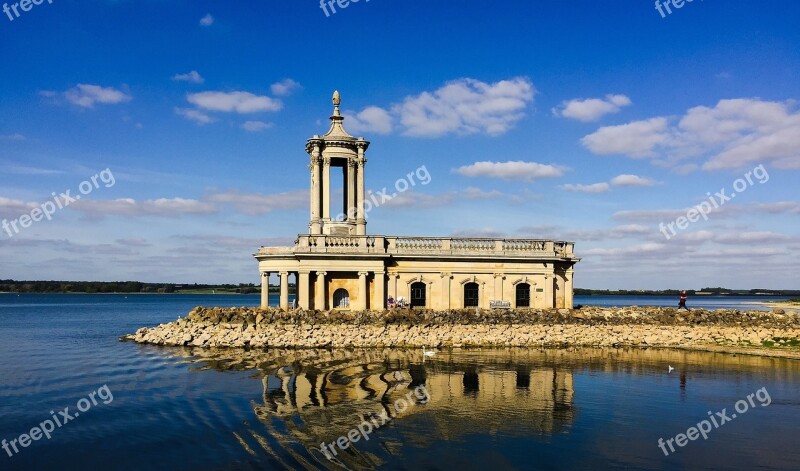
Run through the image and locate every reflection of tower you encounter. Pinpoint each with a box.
[305,91,370,236]
[680,368,687,401]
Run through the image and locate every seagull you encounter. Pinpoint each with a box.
[668,365,674,373]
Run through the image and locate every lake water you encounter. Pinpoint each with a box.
[1,294,798,470]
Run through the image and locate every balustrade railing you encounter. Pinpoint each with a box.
[257,235,574,257]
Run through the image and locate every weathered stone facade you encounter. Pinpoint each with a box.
[255,92,580,311]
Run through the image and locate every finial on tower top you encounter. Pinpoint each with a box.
[331,90,341,117]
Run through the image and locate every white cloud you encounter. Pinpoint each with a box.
[581,117,669,157]
[560,182,610,193]
[205,190,307,215]
[199,14,214,26]
[450,228,508,238]
[343,106,393,135]
[172,71,204,84]
[581,98,800,171]
[613,208,709,223]
[175,107,214,125]
[74,198,216,218]
[610,174,659,187]
[187,91,282,113]
[753,201,800,214]
[241,121,273,132]
[0,196,38,218]
[715,232,792,244]
[1,165,64,176]
[382,187,502,209]
[553,94,631,122]
[454,160,566,181]
[394,77,535,137]
[0,133,25,141]
[63,84,131,108]
[270,79,301,97]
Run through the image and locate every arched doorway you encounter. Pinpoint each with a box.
[410,282,426,308]
[464,282,479,308]
[516,283,531,308]
[333,288,350,309]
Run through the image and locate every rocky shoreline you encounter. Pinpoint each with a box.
[121,306,800,358]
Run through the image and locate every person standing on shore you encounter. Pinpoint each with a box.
[678,291,690,310]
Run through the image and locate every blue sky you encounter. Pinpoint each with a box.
[1,0,798,289]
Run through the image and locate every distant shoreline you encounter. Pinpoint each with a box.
[0,291,264,295]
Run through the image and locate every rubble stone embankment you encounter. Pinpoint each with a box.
[121,306,800,357]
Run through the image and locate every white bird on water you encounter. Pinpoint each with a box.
[668,365,674,373]
[422,346,436,357]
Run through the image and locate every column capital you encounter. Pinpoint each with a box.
[494,273,506,279]
[373,270,385,276]
[316,271,327,277]
[279,271,289,277]
[305,140,322,155]
[322,157,331,166]
[440,272,453,279]
[261,271,269,277]
[358,271,369,277]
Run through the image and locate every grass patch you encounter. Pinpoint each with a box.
[761,337,800,348]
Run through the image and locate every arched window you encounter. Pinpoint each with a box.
[464,282,479,308]
[410,282,426,308]
[333,288,350,308]
[516,283,531,308]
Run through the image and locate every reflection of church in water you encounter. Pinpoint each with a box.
[243,350,575,468]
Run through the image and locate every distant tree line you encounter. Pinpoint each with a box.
[0,280,264,294]
[574,287,800,296]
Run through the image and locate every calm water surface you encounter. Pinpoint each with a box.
[0,294,798,470]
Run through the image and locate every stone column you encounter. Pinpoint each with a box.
[309,144,322,234]
[315,271,326,310]
[260,272,269,308]
[493,273,505,302]
[543,275,552,309]
[565,268,574,309]
[355,144,367,235]
[440,273,452,310]
[322,157,331,227]
[298,271,310,310]
[373,271,385,310]
[347,161,356,223]
[279,271,289,310]
[357,271,369,310]
[388,273,398,299]
[555,272,566,309]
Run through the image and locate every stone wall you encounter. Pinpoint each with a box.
[121,306,800,355]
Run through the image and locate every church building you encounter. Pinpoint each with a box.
[255,92,579,311]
